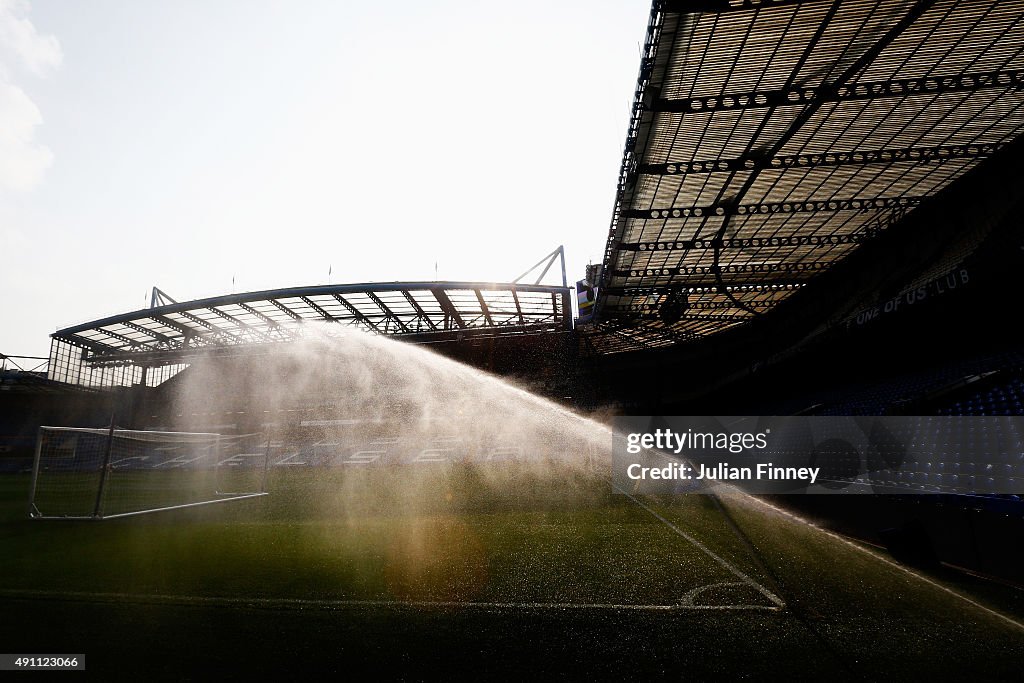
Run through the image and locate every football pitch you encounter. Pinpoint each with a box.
[1,466,1022,679]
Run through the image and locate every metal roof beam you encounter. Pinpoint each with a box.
[148,315,194,337]
[332,294,379,332]
[177,310,215,331]
[366,292,411,334]
[699,0,937,318]
[150,286,177,308]
[207,307,277,345]
[622,195,921,221]
[651,68,1024,115]
[667,0,813,13]
[119,320,174,345]
[510,289,526,326]
[178,309,247,346]
[595,315,704,343]
[635,323,701,343]
[613,261,833,278]
[94,327,154,350]
[46,282,573,371]
[268,299,303,322]
[401,290,439,332]
[618,231,875,252]
[236,301,285,330]
[432,289,466,330]
[299,296,336,322]
[53,282,569,338]
[474,290,495,327]
[145,314,210,349]
[159,314,238,348]
[640,142,999,176]
[80,322,569,365]
[61,334,120,355]
[633,312,758,322]
[591,322,656,350]
[604,283,806,295]
[605,299,776,313]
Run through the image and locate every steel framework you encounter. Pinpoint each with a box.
[588,0,1024,353]
[49,282,572,387]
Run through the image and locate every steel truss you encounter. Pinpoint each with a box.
[50,282,572,387]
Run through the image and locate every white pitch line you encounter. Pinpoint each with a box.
[615,485,786,609]
[0,588,781,612]
[679,582,749,607]
[740,495,1024,633]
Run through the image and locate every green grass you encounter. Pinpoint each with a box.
[8,468,764,606]
[1,467,1022,679]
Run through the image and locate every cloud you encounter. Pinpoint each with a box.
[0,79,51,190]
[0,0,61,74]
[0,0,61,192]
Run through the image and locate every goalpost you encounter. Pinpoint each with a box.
[28,427,269,520]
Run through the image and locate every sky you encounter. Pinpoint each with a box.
[0,0,651,358]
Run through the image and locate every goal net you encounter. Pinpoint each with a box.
[28,427,269,520]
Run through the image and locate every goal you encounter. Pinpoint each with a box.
[28,427,269,520]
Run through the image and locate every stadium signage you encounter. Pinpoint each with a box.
[848,268,969,328]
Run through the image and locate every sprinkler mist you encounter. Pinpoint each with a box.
[167,324,614,519]
[162,325,619,601]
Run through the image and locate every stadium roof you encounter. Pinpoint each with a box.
[50,282,572,384]
[589,0,1024,353]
